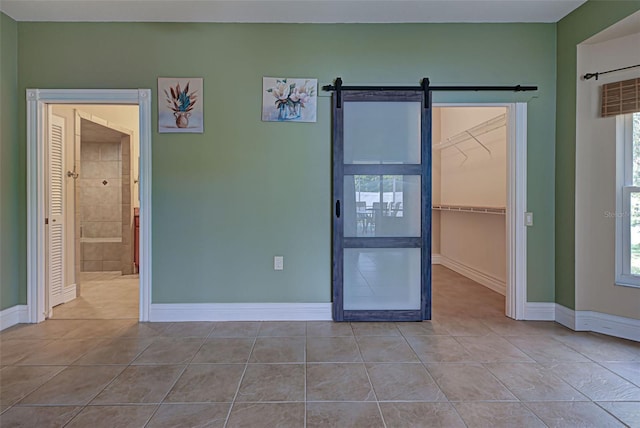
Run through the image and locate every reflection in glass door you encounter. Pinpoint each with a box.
[333,92,431,321]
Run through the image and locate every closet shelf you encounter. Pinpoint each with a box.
[432,204,506,215]
[433,113,506,152]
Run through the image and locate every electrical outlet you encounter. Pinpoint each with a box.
[525,212,533,226]
[274,256,284,270]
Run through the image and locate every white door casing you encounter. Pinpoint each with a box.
[27,89,152,323]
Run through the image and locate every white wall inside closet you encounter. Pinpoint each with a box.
[432,106,508,295]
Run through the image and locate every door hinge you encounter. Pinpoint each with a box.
[45,218,49,225]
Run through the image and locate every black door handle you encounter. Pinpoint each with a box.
[336,200,341,218]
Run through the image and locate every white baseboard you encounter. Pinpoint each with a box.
[554,304,639,342]
[575,309,640,342]
[555,304,576,330]
[0,305,29,331]
[523,302,556,321]
[149,303,332,322]
[431,254,442,265]
[436,255,506,296]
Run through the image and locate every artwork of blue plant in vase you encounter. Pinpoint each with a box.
[158,77,204,133]
[262,77,317,123]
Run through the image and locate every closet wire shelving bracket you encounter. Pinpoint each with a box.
[433,112,507,155]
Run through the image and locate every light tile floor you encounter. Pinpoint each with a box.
[52,272,139,320]
[1,266,639,427]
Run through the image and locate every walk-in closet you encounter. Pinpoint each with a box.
[432,106,508,297]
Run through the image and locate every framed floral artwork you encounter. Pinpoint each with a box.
[158,77,203,133]
[262,77,317,123]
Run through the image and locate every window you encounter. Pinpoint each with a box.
[617,112,640,287]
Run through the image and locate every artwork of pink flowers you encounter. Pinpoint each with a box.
[262,77,317,123]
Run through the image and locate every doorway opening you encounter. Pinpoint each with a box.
[26,89,152,323]
[433,103,527,319]
[47,105,140,320]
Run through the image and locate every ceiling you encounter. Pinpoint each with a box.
[1,0,586,23]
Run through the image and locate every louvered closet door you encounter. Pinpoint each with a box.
[48,115,66,308]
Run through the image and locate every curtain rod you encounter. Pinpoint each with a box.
[583,64,640,81]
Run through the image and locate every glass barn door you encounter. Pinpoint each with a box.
[332,91,431,321]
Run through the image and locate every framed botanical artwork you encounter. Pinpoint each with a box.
[158,77,203,133]
[262,77,317,123]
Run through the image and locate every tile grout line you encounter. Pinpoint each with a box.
[222,323,261,428]
[592,400,636,427]
[139,325,210,427]
[353,325,388,428]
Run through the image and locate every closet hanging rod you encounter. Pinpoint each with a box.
[433,113,506,151]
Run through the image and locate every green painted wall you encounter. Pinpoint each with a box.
[0,13,25,311]
[555,0,640,309]
[15,22,557,304]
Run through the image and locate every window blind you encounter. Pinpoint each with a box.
[601,78,640,117]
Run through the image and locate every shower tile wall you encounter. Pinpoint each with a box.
[80,141,122,272]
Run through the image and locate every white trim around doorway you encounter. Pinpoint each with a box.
[26,89,152,323]
[433,102,528,320]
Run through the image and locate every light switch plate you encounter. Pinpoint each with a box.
[525,212,533,226]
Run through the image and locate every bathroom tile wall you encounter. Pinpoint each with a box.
[80,141,122,272]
